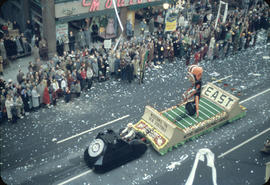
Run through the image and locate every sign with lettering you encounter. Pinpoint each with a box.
[56,23,68,38]
[142,106,176,140]
[133,120,168,149]
[104,39,112,49]
[202,83,239,111]
[55,0,162,18]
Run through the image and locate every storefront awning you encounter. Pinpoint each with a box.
[128,1,164,10]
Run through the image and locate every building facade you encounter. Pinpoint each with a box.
[1,0,166,57]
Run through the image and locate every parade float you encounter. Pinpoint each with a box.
[133,82,247,155]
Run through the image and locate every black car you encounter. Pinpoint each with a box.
[84,129,147,173]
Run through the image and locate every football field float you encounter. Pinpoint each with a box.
[133,83,247,155]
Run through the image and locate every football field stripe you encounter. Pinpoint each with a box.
[199,104,215,116]
[170,109,192,126]
[201,98,223,112]
[166,110,191,128]
[163,112,187,129]
[200,100,220,114]
[175,107,199,124]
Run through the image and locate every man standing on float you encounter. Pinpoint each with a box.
[179,65,203,118]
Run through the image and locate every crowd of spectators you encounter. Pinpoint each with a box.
[0,0,269,123]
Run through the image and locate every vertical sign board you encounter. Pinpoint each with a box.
[142,106,176,140]
[56,23,68,39]
[201,83,239,111]
[104,39,112,49]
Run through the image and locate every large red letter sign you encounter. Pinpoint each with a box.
[129,0,134,5]
[105,0,112,8]
[90,0,99,11]
[137,0,142,3]
[117,0,125,7]
[82,0,91,6]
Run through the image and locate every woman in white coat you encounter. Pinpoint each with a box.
[5,94,14,122]
[31,86,40,109]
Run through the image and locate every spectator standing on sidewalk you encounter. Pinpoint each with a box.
[5,94,14,122]
[17,69,24,84]
[0,56,3,76]
[0,38,7,67]
[15,93,24,119]
[63,34,69,53]
[84,27,91,49]
[68,31,75,52]
[31,85,40,110]
[77,28,86,49]
[91,21,99,43]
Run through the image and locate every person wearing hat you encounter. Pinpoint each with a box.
[178,65,203,118]
[120,123,136,141]
[261,137,270,154]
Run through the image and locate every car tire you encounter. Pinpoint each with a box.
[88,138,105,158]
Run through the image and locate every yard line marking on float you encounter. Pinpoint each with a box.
[240,88,270,104]
[56,115,130,144]
[218,127,270,158]
[164,112,187,129]
[199,104,215,116]
[200,99,220,113]
[199,110,211,119]
[170,109,192,126]
[218,88,270,158]
[175,107,198,124]
[57,170,93,185]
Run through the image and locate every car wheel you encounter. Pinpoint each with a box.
[88,138,105,158]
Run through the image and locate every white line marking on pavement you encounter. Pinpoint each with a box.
[217,88,270,158]
[57,115,130,144]
[57,170,92,185]
[240,88,270,104]
[208,75,233,86]
[218,127,270,158]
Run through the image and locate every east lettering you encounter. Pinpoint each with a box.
[205,87,213,97]
[211,90,219,100]
[225,97,234,107]
[218,94,226,104]
[129,0,134,5]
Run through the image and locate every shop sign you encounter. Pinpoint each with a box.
[56,23,68,38]
[104,39,112,49]
[82,0,154,11]
[55,0,162,18]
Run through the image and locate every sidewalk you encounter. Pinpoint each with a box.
[2,55,34,83]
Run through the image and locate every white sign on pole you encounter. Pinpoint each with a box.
[104,39,112,49]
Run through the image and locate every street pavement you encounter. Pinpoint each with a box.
[0,31,270,185]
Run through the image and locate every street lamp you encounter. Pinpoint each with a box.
[163,2,170,10]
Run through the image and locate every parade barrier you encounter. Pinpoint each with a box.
[133,83,246,155]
